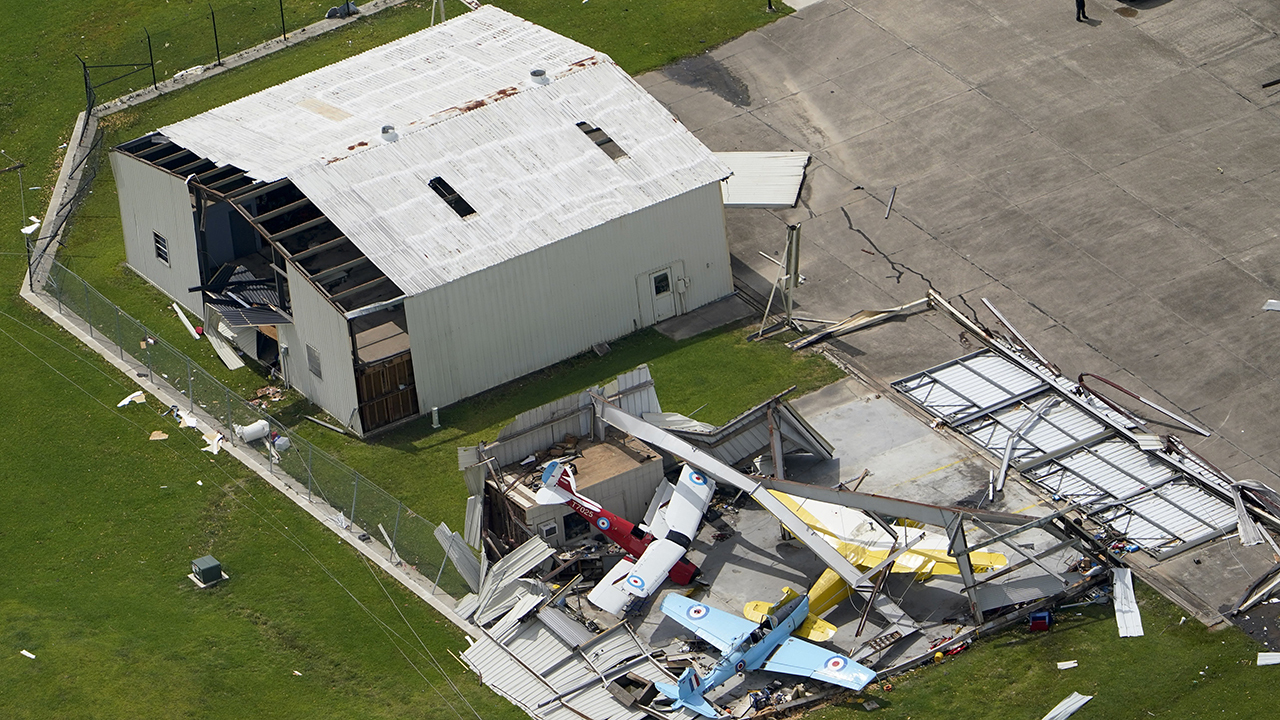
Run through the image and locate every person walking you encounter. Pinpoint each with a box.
[1076,0,1090,22]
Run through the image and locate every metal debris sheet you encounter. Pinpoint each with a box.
[894,350,1237,558]
[715,151,810,208]
[1113,568,1144,637]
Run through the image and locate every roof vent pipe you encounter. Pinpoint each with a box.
[381,124,398,142]
[530,68,549,85]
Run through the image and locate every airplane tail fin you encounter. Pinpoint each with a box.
[655,668,721,718]
[535,460,588,506]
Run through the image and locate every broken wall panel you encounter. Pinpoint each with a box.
[894,350,1237,556]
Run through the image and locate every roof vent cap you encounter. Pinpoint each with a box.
[381,125,398,142]
[530,68,549,85]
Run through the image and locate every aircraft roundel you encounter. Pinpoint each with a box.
[596,517,611,531]
[735,660,746,673]
[686,603,709,621]
[824,656,848,672]
[689,471,707,486]
[626,575,646,591]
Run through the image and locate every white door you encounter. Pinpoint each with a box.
[649,268,676,323]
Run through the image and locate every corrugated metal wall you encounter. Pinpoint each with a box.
[405,181,730,410]
[279,263,361,432]
[110,151,204,314]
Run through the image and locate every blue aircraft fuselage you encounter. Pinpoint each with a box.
[700,594,809,690]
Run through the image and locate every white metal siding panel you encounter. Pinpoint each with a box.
[280,263,360,432]
[715,151,810,208]
[111,151,203,313]
[405,182,730,409]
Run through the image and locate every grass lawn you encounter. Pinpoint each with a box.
[0,306,522,720]
[812,581,1272,720]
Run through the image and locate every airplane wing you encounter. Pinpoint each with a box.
[659,593,757,654]
[662,466,716,539]
[641,480,675,538]
[761,636,877,691]
[587,559,636,614]
[620,538,687,598]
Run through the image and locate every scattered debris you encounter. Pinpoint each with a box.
[787,298,928,350]
[293,670,303,676]
[205,330,244,370]
[1259,652,1280,666]
[1041,692,1093,720]
[200,432,224,455]
[1233,561,1280,615]
[148,431,168,441]
[20,215,40,235]
[1264,300,1280,312]
[116,390,145,407]
[20,650,35,659]
[304,415,347,434]
[1057,660,1078,670]
[172,303,201,341]
[1113,568,1145,637]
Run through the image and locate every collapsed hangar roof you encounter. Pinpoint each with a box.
[160,6,730,296]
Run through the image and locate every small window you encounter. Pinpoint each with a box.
[428,176,476,218]
[154,231,170,266]
[539,521,559,539]
[306,344,322,379]
[576,122,627,160]
[653,272,671,296]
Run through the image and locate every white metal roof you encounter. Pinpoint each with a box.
[161,6,730,296]
[715,151,811,208]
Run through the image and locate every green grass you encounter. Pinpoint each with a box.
[812,581,1270,720]
[0,307,522,720]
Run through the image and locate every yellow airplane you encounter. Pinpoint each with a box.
[745,491,1007,640]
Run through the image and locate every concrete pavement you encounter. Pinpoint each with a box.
[640,0,1280,629]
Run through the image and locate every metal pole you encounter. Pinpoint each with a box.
[278,0,287,40]
[209,4,222,66]
[307,445,314,502]
[186,357,194,412]
[115,306,123,359]
[434,553,448,589]
[55,270,63,313]
[349,478,358,530]
[145,29,157,89]
[224,386,232,433]
[85,282,92,338]
[146,338,152,377]
[392,502,401,551]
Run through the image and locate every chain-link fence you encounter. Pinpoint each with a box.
[81,1,344,109]
[43,260,474,600]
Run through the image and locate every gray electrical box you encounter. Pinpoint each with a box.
[192,555,222,585]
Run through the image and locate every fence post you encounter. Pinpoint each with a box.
[434,553,448,590]
[209,4,222,66]
[115,306,123,359]
[55,271,63,313]
[144,28,158,89]
[84,282,92,338]
[349,477,358,530]
[307,444,314,502]
[186,357,194,412]
[223,386,232,433]
[146,338,152,378]
[278,0,287,40]
[392,502,401,550]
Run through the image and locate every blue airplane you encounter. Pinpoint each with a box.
[655,593,877,718]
